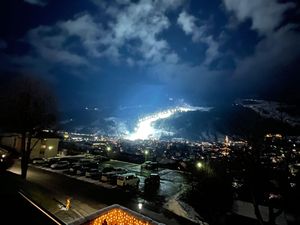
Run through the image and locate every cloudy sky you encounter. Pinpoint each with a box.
[0,0,299,110]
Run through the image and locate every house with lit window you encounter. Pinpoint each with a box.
[0,132,60,159]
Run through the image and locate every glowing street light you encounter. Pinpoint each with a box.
[196,162,203,169]
[144,150,149,161]
[106,146,111,151]
[138,203,143,210]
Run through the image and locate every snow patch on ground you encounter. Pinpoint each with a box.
[234,200,287,225]
[164,190,208,225]
[238,99,300,127]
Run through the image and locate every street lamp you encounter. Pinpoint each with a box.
[196,161,203,169]
[106,146,111,152]
[144,150,149,161]
[138,202,143,210]
[191,161,204,191]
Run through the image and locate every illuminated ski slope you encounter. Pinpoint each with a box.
[126,105,211,140]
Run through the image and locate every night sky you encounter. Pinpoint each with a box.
[0,0,299,110]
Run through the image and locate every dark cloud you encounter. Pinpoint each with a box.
[0,39,7,49]
[0,0,299,107]
[231,25,300,94]
[177,11,221,65]
[223,0,295,35]
[24,0,47,7]
[222,0,300,99]
[14,0,184,71]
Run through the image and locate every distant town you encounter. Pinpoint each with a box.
[1,129,299,224]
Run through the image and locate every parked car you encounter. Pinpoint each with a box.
[101,171,118,183]
[43,157,61,167]
[31,158,47,165]
[62,157,83,165]
[115,167,128,174]
[67,160,97,175]
[85,168,102,180]
[141,161,158,171]
[117,173,140,189]
[144,173,160,187]
[93,155,110,162]
[67,164,82,175]
[101,166,115,173]
[76,162,99,176]
[50,160,70,169]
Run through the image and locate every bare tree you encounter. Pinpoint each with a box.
[242,119,288,225]
[0,74,57,179]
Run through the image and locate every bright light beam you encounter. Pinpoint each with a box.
[126,105,211,140]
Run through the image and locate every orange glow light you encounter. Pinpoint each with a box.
[87,208,150,225]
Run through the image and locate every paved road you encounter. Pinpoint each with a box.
[9,161,198,225]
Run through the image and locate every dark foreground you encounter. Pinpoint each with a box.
[0,172,60,225]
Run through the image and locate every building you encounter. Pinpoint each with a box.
[0,147,14,171]
[0,132,60,159]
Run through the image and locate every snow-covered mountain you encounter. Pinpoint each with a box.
[60,101,299,141]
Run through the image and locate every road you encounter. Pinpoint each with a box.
[9,160,197,225]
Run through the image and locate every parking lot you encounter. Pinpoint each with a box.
[8,155,200,225]
[30,155,189,200]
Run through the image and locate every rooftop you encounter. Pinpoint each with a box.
[70,204,164,225]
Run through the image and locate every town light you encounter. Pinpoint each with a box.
[138,203,143,210]
[196,162,203,169]
[48,146,53,150]
[144,150,149,155]
[107,146,111,151]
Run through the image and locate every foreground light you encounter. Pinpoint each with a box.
[66,197,71,210]
[2,154,6,158]
[89,208,151,225]
[144,150,149,155]
[106,146,111,151]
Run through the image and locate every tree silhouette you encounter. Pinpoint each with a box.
[185,161,233,225]
[0,74,57,179]
[239,116,289,225]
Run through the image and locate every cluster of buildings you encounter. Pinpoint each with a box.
[1,130,299,175]
[0,131,60,159]
[0,129,299,225]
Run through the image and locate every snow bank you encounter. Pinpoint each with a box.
[164,191,208,225]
